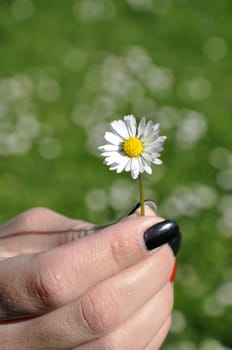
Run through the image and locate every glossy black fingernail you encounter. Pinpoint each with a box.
[168,235,182,256]
[143,220,181,256]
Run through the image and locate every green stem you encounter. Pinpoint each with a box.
[138,174,145,216]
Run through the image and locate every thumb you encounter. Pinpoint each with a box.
[94,199,158,232]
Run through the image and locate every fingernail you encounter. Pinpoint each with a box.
[168,235,182,256]
[170,262,177,283]
[125,200,157,216]
[143,220,181,256]
[143,200,157,214]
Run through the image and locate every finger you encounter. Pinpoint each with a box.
[14,247,174,349]
[75,283,173,350]
[145,316,172,350]
[0,214,180,321]
[0,316,172,350]
[126,199,158,218]
[0,208,94,257]
[0,207,92,237]
[0,201,157,238]
[0,207,94,255]
[95,199,157,230]
[0,202,156,255]
[0,203,159,319]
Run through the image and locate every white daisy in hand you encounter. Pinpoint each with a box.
[98,115,167,180]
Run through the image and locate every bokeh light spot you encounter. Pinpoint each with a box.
[11,0,35,21]
[64,48,88,72]
[73,0,116,21]
[38,137,61,159]
[171,310,187,333]
[37,78,61,102]
[85,188,108,211]
[203,37,227,61]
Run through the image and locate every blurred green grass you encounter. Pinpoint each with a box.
[0,0,232,348]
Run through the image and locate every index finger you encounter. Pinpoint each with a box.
[0,207,181,321]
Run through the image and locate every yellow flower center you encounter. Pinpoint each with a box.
[123,137,143,157]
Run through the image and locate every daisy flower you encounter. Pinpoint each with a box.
[98,115,167,215]
[99,115,166,179]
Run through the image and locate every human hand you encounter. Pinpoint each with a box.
[0,202,181,349]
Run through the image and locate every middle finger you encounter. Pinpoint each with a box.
[77,283,173,350]
[14,245,174,349]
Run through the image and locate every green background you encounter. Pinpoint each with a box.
[0,0,232,348]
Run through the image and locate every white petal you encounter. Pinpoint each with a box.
[116,156,130,173]
[144,165,152,174]
[124,115,137,137]
[150,154,161,162]
[137,116,146,138]
[98,144,120,152]
[101,151,121,158]
[156,135,167,144]
[152,142,165,153]
[125,158,132,172]
[107,160,117,167]
[109,163,120,170]
[145,124,157,139]
[104,132,123,145]
[104,153,123,164]
[141,152,153,164]
[152,158,162,165]
[144,143,162,154]
[152,123,160,133]
[138,156,146,173]
[130,158,141,179]
[131,169,138,179]
[142,120,154,139]
[103,151,122,159]
[142,144,155,153]
[144,135,166,152]
[110,120,130,139]
[146,130,157,140]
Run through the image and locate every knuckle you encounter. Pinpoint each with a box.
[109,234,132,270]
[15,207,53,230]
[79,286,119,335]
[96,336,123,350]
[25,255,65,310]
[103,331,131,350]
[23,207,52,216]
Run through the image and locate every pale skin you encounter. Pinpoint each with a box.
[0,205,175,350]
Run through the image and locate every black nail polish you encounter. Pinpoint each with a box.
[168,235,182,256]
[143,220,181,256]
